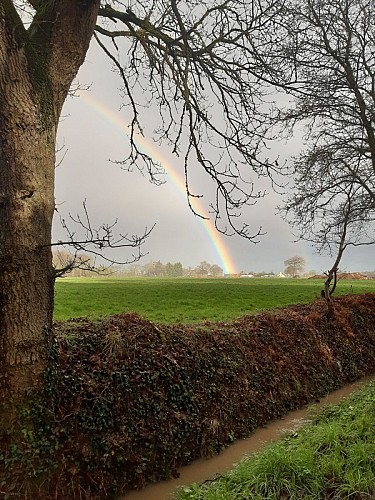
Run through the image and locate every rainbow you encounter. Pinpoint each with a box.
[77,91,237,274]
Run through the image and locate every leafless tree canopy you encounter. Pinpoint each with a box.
[92,0,288,241]
[9,0,293,251]
[269,0,375,256]
[50,201,154,275]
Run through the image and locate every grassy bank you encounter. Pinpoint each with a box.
[178,380,375,499]
[54,277,375,323]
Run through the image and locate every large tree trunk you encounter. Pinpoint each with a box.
[0,129,56,431]
[0,43,56,432]
[0,0,100,433]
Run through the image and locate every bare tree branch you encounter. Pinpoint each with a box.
[92,0,286,241]
[45,201,155,276]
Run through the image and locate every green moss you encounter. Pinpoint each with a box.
[25,2,55,128]
[2,2,54,127]
[24,44,54,129]
[3,3,25,42]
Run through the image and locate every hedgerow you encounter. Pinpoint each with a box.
[1,294,375,498]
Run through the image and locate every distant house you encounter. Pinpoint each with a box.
[308,272,370,280]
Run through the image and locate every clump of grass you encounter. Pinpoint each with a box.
[102,327,125,358]
[178,381,375,499]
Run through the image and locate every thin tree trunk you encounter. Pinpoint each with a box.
[324,269,336,318]
[322,212,348,318]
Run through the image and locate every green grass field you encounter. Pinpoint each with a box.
[54,277,375,323]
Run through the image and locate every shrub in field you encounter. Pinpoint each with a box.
[1,295,375,498]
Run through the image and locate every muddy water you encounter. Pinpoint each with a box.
[121,375,375,500]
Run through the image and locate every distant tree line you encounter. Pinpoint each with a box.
[53,251,224,278]
[117,260,224,278]
[54,250,312,279]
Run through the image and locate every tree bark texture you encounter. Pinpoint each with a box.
[0,0,100,431]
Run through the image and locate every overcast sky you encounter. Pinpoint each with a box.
[53,41,375,274]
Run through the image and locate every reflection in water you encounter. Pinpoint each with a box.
[121,375,374,500]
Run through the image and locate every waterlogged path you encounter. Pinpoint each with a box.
[121,375,375,500]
